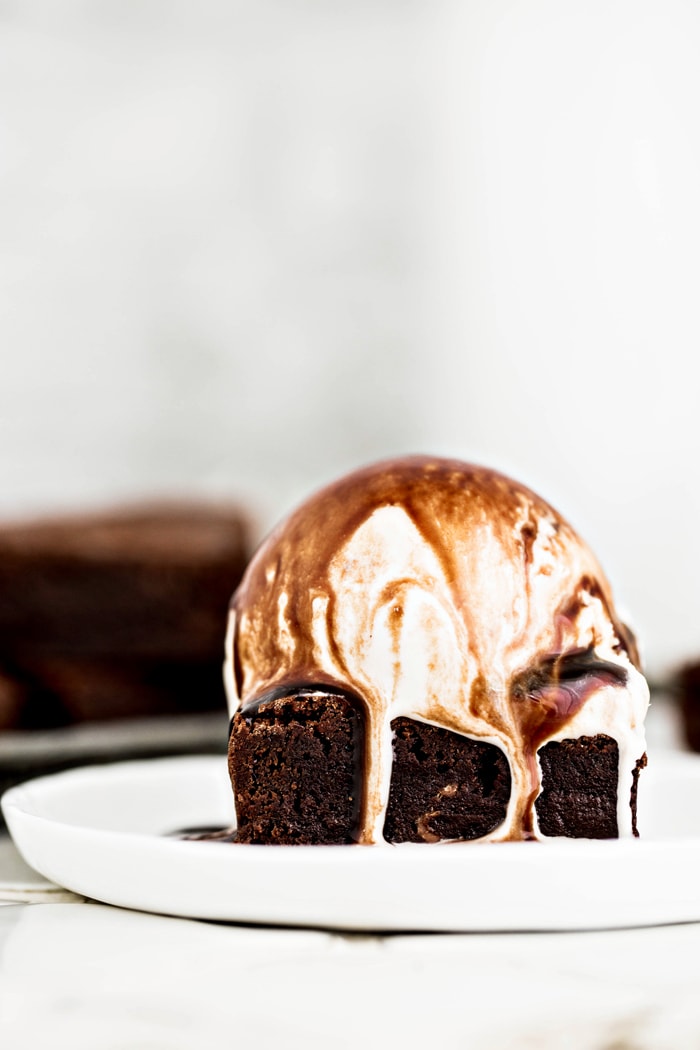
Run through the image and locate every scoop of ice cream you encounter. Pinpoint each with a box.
[225,456,649,842]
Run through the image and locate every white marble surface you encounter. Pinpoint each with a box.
[1,900,700,1048]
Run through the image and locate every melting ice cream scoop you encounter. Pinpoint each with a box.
[225,456,649,842]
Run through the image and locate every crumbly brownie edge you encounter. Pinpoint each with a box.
[535,734,619,839]
[229,692,364,845]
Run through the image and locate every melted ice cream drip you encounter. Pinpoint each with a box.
[224,457,649,843]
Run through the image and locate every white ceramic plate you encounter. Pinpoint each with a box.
[2,751,699,931]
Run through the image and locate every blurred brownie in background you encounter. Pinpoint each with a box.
[0,503,250,731]
[679,662,700,751]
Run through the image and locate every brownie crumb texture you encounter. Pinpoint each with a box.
[535,734,619,839]
[230,693,363,844]
[383,717,511,843]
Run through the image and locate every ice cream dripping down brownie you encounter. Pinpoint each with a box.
[225,457,649,845]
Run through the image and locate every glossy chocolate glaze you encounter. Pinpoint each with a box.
[226,456,649,842]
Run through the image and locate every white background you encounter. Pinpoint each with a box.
[1,1,699,680]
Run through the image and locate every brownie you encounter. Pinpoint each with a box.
[0,502,249,728]
[383,717,511,843]
[229,693,364,844]
[535,734,620,839]
[229,701,645,843]
[678,663,700,751]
